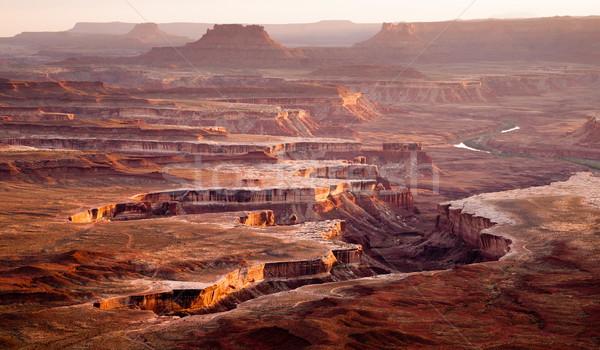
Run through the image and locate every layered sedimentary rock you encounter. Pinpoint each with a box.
[95,252,339,313]
[436,202,510,261]
[2,133,359,157]
[0,150,167,179]
[69,201,181,223]
[94,218,360,314]
[71,181,378,223]
[0,77,381,136]
[0,119,226,141]
[377,190,413,211]
[436,172,600,262]
[212,84,380,124]
[238,210,275,226]
[135,182,376,204]
[318,143,434,182]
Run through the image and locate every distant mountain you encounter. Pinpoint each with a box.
[137,24,302,67]
[123,23,186,45]
[0,23,190,63]
[354,16,600,63]
[67,20,381,47]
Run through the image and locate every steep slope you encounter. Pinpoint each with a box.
[568,114,600,145]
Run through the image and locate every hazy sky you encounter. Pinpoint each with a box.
[1,0,599,37]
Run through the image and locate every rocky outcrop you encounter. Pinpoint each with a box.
[134,182,376,204]
[94,218,361,314]
[436,203,511,261]
[68,201,180,223]
[214,85,380,124]
[95,251,341,313]
[568,114,600,145]
[238,210,275,226]
[0,77,379,136]
[71,181,377,223]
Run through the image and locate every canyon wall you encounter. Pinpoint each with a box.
[2,136,359,156]
[436,203,511,261]
[70,181,378,223]
[94,251,346,313]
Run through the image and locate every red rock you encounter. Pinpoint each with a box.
[569,114,600,145]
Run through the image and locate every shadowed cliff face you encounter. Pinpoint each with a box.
[436,203,511,261]
[238,210,276,227]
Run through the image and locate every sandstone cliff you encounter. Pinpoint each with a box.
[436,202,511,261]
[238,210,275,226]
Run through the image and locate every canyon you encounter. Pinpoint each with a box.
[0,14,599,350]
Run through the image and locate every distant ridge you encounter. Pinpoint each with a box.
[124,22,189,44]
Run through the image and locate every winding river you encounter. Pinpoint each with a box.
[453,125,520,153]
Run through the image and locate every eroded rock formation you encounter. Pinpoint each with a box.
[436,203,510,261]
[568,114,600,145]
[140,24,302,67]
[238,210,275,226]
